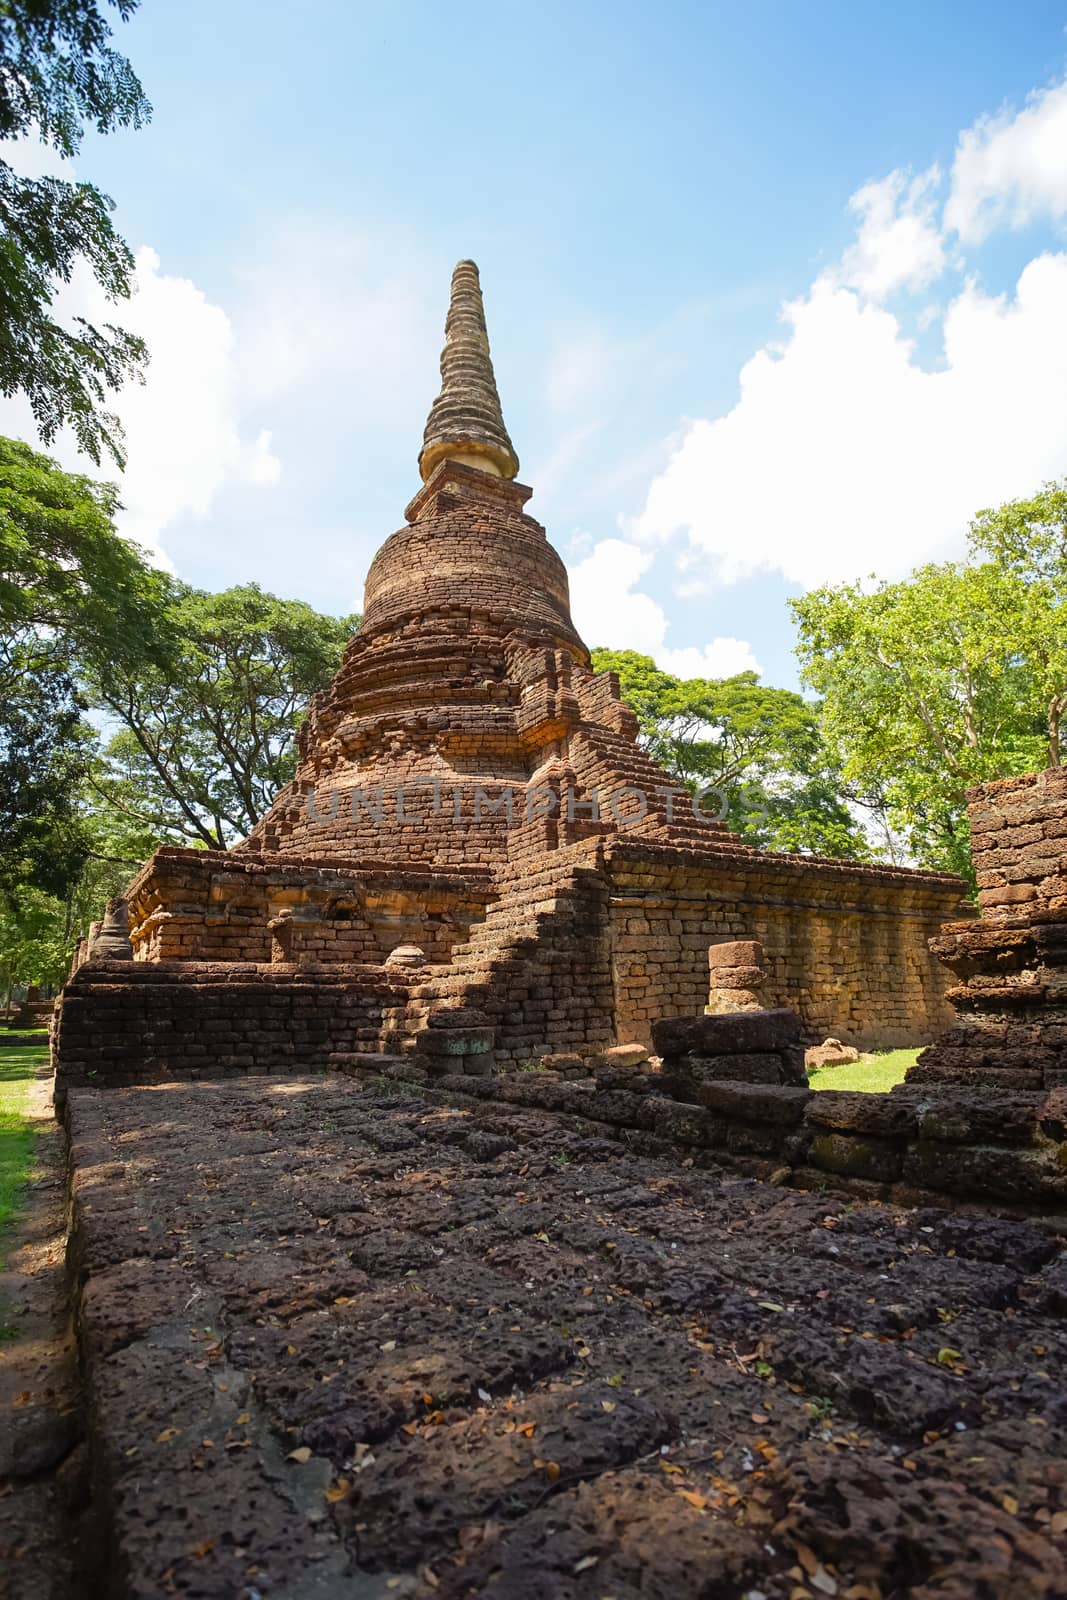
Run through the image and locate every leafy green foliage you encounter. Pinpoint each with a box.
[0,1,150,464]
[968,481,1067,768]
[0,1,148,154]
[791,482,1067,878]
[88,583,358,848]
[0,885,71,991]
[0,434,169,902]
[0,434,166,665]
[2,435,356,960]
[591,648,869,858]
[0,647,91,900]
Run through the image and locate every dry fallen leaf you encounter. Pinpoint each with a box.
[288,1446,312,1463]
[190,1539,215,1559]
[572,1555,598,1573]
[156,1428,181,1443]
[324,1478,350,1503]
[236,1412,251,1426]
[543,1460,561,1482]
[677,1490,708,1510]
[797,1542,819,1576]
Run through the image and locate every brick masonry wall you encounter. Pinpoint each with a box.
[605,845,962,1051]
[52,961,414,1107]
[911,767,1067,1090]
[411,1065,1067,1219]
[125,851,491,967]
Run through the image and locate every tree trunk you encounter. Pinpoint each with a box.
[1049,695,1062,769]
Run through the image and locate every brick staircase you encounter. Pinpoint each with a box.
[390,842,615,1065]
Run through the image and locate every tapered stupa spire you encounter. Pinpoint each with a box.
[418,260,520,483]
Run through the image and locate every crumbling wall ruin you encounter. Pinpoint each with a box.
[910,767,1067,1090]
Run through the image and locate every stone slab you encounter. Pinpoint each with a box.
[806,1091,920,1138]
[652,1007,802,1059]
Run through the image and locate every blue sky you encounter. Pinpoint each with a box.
[4,1,1067,688]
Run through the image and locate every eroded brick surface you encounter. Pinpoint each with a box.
[68,1076,1067,1599]
[917,768,1067,1090]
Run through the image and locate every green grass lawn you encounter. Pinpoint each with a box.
[807,1047,921,1093]
[0,1043,47,1257]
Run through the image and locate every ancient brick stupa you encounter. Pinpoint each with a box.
[53,262,968,1098]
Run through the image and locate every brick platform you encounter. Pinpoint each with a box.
[67,1076,1067,1599]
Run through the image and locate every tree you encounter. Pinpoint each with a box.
[0,434,167,667]
[88,583,358,848]
[969,481,1067,768]
[0,434,169,902]
[0,886,71,1004]
[790,487,1067,879]
[0,644,92,902]
[591,648,870,858]
[0,0,150,465]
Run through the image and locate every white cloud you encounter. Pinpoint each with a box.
[633,72,1067,596]
[104,247,281,557]
[568,536,761,678]
[3,132,69,180]
[636,253,1067,589]
[0,188,281,566]
[946,76,1067,243]
[2,140,285,559]
[835,167,946,299]
[659,640,762,678]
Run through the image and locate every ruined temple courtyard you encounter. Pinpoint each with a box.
[8,263,1066,1598]
[53,1074,1067,1599]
